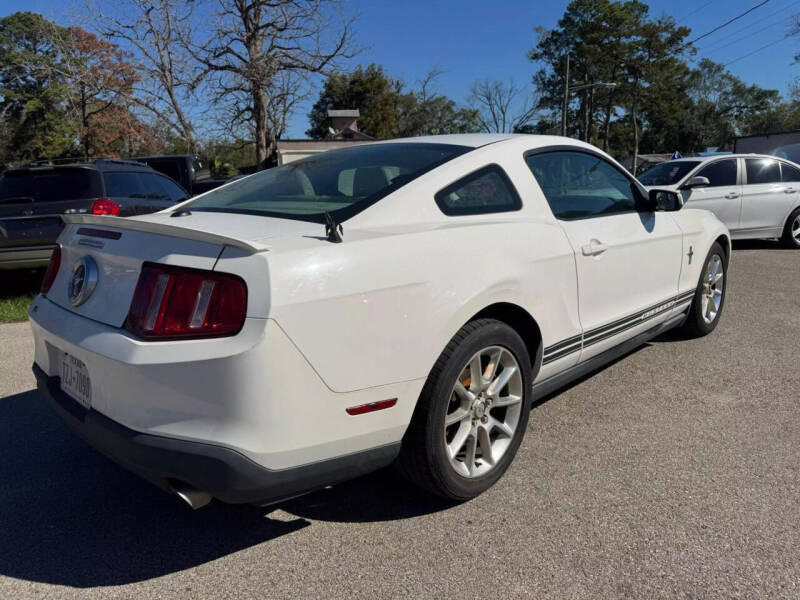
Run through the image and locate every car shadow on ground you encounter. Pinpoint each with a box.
[0,388,454,588]
[731,239,790,251]
[0,341,667,587]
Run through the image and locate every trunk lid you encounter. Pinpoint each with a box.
[48,212,319,328]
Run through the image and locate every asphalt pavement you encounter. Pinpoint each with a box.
[0,240,798,599]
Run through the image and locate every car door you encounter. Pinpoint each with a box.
[682,158,741,232]
[740,158,788,237]
[525,150,683,362]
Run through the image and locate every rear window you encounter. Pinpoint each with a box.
[638,161,700,186]
[0,168,102,202]
[142,159,182,183]
[185,143,471,223]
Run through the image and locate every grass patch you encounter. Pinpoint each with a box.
[0,269,44,323]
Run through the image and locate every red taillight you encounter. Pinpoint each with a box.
[91,198,121,215]
[40,245,62,295]
[124,263,247,340]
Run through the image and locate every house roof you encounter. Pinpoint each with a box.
[327,109,360,117]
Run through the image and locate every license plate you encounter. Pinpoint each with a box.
[60,353,92,410]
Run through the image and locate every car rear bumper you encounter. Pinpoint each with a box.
[33,363,400,505]
[0,245,54,269]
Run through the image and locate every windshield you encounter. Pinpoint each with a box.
[638,161,700,186]
[185,143,471,223]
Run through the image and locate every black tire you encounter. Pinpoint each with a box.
[681,242,728,338]
[396,319,533,501]
[781,207,800,249]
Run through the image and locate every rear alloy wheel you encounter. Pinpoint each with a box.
[782,208,800,248]
[444,346,523,478]
[682,242,727,337]
[396,319,533,501]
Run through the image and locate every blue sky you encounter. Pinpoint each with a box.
[3,0,799,137]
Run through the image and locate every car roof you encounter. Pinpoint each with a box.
[6,158,156,175]
[375,133,516,148]
[373,133,606,153]
[664,153,789,164]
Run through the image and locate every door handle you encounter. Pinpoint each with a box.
[725,192,740,199]
[784,187,796,194]
[581,239,608,256]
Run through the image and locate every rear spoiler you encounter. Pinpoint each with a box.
[62,215,269,253]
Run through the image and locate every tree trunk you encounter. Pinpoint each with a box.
[603,87,615,153]
[582,87,590,143]
[631,80,640,176]
[81,85,90,161]
[253,87,272,170]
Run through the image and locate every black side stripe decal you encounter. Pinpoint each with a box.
[542,290,695,365]
[543,334,582,355]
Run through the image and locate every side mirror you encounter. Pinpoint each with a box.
[685,176,710,189]
[649,189,683,212]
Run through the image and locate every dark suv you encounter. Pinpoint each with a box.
[0,158,187,269]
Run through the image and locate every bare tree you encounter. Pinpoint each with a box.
[195,0,356,169]
[468,79,538,133]
[95,0,198,152]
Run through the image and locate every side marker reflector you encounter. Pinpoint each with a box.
[345,398,397,416]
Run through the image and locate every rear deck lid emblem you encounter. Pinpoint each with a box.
[69,256,98,306]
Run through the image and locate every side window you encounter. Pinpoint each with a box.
[104,172,146,198]
[746,159,781,184]
[695,160,737,187]
[525,151,637,220]
[146,173,188,203]
[781,162,800,182]
[434,165,522,216]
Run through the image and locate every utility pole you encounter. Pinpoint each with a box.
[560,54,570,137]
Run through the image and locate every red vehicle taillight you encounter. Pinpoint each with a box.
[91,198,121,215]
[124,263,247,340]
[40,245,62,295]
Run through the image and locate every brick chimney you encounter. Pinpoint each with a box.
[327,109,360,134]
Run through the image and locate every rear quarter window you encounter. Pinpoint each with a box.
[434,165,522,216]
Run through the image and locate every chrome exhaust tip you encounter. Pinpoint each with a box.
[169,481,212,510]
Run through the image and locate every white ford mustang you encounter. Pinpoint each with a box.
[29,134,730,508]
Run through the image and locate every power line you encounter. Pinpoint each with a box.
[697,0,800,52]
[723,32,794,66]
[686,0,771,46]
[678,1,716,23]
[704,14,793,54]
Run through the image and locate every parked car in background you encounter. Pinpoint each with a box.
[134,155,230,196]
[639,154,800,248]
[0,159,188,269]
[31,134,729,508]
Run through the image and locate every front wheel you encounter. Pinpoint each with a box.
[681,242,727,337]
[396,319,533,501]
[782,208,800,249]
